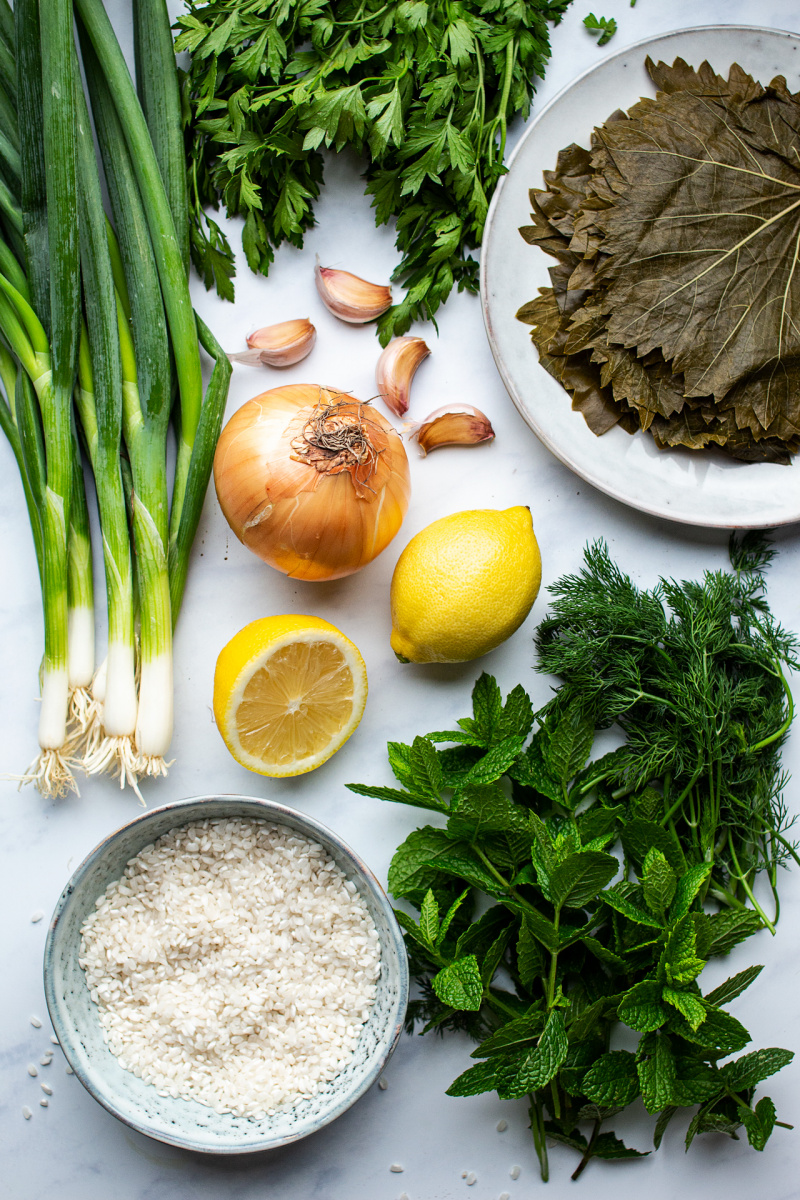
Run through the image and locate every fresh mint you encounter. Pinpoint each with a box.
[348,534,796,1180]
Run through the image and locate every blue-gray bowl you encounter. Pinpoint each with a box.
[43,794,409,1154]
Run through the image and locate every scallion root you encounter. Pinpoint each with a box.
[16,749,81,800]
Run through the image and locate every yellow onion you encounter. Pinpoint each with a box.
[214,384,411,581]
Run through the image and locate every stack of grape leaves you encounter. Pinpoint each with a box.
[517,57,800,463]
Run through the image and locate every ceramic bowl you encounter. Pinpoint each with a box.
[43,794,409,1154]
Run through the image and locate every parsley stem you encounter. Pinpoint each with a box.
[496,38,515,166]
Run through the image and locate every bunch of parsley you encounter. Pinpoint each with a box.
[348,535,797,1180]
[175,0,573,342]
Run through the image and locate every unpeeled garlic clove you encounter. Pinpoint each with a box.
[375,336,431,417]
[406,404,495,456]
[228,318,316,368]
[315,260,392,323]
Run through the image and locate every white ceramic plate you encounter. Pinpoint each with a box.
[481,26,800,528]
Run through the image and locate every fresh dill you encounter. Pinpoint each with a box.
[348,533,796,1179]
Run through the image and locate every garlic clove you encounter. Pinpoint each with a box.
[228,319,316,368]
[407,404,495,457]
[314,260,392,323]
[375,337,431,417]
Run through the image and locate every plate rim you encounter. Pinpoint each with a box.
[480,24,800,529]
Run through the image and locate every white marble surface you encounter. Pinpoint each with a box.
[2,2,800,1197]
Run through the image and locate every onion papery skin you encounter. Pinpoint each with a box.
[214,384,411,581]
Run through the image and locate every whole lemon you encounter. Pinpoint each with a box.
[389,506,542,663]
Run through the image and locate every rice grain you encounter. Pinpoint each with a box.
[79,818,381,1118]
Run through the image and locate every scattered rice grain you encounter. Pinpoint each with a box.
[22,1106,32,1120]
[496,1118,508,1132]
[466,1172,477,1186]
[65,1066,74,1075]
[499,1193,511,1200]
[27,1064,37,1077]
[510,1165,521,1180]
[40,1054,53,1066]
[30,1015,42,1028]
[31,911,44,923]
[378,1076,388,1090]
[50,1035,59,1045]
[39,1098,48,1108]
[79,818,381,1117]
[41,1083,53,1095]
[390,1164,404,1173]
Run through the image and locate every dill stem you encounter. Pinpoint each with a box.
[750,663,793,752]
[728,839,776,934]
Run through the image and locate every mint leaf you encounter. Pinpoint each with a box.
[387,740,413,788]
[446,1057,505,1098]
[705,965,763,1007]
[432,955,483,1011]
[436,889,470,947]
[601,884,663,929]
[722,1047,794,1091]
[346,782,448,814]
[508,736,562,801]
[517,918,546,988]
[669,862,713,921]
[448,782,522,840]
[705,908,763,956]
[671,1005,751,1055]
[430,846,507,899]
[419,889,440,946]
[546,707,595,793]
[583,1050,640,1107]
[472,1011,546,1058]
[581,936,627,971]
[591,1131,649,1160]
[739,1096,777,1151]
[653,1105,678,1149]
[460,735,526,787]
[388,827,455,902]
[637,1033,677,1114]
[642,848,677,918]
[661,916,706,986]
[497,1011,569,1099]
[618,980,668,1033]
[497,684,535,741]
[549,850,619,910]
[662,987,706,1031]
[470,672,503,744]
[408,736,444,800]
[621,820,686,876]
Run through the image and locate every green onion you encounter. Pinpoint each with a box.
[30,0,80,792]
[74,78,138,785]
[74,0,203,546]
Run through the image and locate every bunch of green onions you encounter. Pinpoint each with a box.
[0,0,230,798]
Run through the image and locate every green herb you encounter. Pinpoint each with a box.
[583,13,617,45]
[517,58,800,461]
[348,534,796,1180]
[177,0,573,344]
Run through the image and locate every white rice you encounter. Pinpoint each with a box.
[79,818,381,1118]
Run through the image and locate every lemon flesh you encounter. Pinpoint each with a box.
[390,506,541,664]
[214,616,368,776]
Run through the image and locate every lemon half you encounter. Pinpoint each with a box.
[213,615,368,776]
[390,506,542,663]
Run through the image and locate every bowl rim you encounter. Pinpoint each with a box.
[43,793,409,1155]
